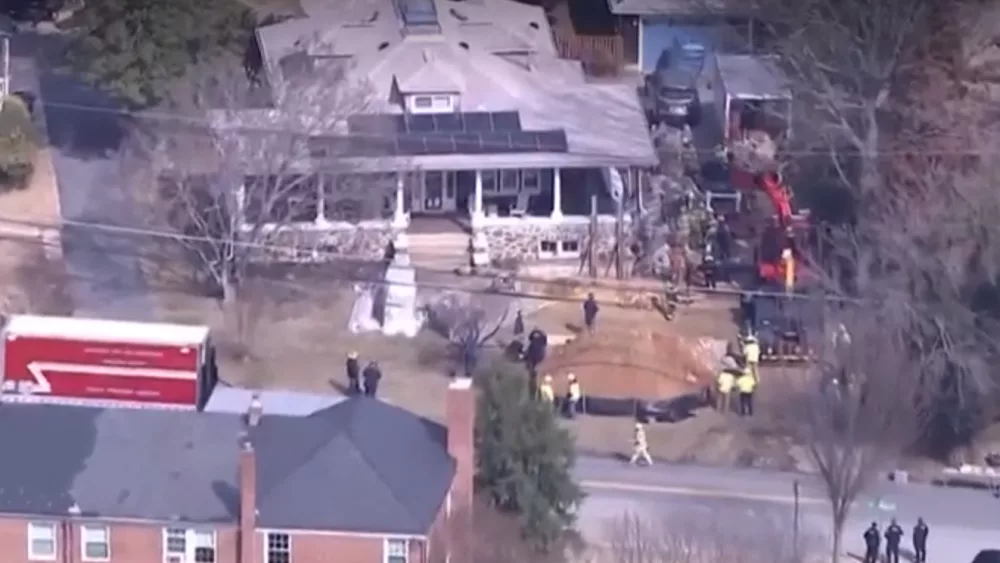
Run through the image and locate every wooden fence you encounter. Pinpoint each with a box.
[552,29,625,74]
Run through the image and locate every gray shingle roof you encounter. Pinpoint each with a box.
[0,398,454,535]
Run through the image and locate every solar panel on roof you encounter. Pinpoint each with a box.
[463,112,492,132]
[434,113,464,133]
[492,111,521,132]
[424,135,455,154]
[406,114,436,133]
[452,132,482,153]
[535,130,569,152]
[398,0,439,26]
[397,135,428,155]
[478,131,510,152]
[348,114,403,134]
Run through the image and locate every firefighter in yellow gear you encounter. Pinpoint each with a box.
[742,334,760,382]
[565,373,582,419]
[539,374,555,405]
[715,370,735,413]
[629,422,653,466]
[736,370,757,417]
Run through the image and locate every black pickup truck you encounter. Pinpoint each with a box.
[643,39,705,128]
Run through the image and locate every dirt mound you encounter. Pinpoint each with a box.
[539,324,715,399]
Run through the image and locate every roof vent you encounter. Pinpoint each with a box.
[459,41,469,49]
[366,10,380,23]
[378,41,390,50]
[529,21,539,29]
[422,49,433,61]
[450,8,468,21]
[247,393,262,427]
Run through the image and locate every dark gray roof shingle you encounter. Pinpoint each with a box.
[0,398,454,535]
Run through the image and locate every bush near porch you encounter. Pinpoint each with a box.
[0,95,40,192]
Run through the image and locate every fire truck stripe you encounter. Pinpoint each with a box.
[27,362,197,380]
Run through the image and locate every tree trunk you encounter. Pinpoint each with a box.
[831,526,842,563]
[858,105,881,194]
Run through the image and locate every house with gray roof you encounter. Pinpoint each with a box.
[0,377,475,563]
[213,0,658,268]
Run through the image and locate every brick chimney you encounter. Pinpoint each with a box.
[239,436,257,563]
[446,377,475,559]
[247,393,262,427]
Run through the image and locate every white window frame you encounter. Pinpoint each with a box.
[162,528,217,563]
[80,525,110,562]
[408,94,454,114]
[560,239,581,255]
[265,532,291,563]
[539,240,559,258]
[539,239,581,259]
[27,522,57,561]
[500,170,518,193]
[384,537,409,563]
[520,169,540,193]
[480,170,499,193]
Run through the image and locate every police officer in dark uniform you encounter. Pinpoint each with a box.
[912,518,928,563]
[583,293,599,333]
[513,309,525,338]
[716,216,732,263]
[863,522,880,563]
[525,328,548,372]
[345,351,361,394]
[362,361,382,398]
[885,518,904,563]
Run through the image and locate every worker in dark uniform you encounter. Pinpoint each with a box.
[345,351,360,395]
[884,518,903,563]
[525,328,548,372]
[583,293,599,333]
[513,309,525,338]
[362,361,382,398]
[863,522,880,563]
[912,518,928,563]
[716,216,732,264]
[702,251,717,289]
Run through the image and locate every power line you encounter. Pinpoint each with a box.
[32,97,1000,158]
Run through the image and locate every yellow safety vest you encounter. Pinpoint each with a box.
[539,384,554,402]
[737,374,757,393]
[716,371,734,393]
[743,342,760,364]
[634,428,647,447]
[568,382,582,401]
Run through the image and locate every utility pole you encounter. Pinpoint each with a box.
[614,168,626,279]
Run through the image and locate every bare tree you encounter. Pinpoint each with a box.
[604,507,816,563]
[122,56,392,351]
[773,300,923,563]
[425,290,512,376]
[749,0,936,193]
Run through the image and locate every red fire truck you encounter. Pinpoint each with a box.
[0,314,216,409]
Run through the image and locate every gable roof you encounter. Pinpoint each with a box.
[236,0,657,170]
[0,398,453,534]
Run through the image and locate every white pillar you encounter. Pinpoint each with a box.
[472,169,485,225]
[314,174,327,226]
[550,168,563,219]
[393,173,407,227]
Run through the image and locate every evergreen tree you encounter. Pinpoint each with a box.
[474,361,584,555]
[66,0,255,107]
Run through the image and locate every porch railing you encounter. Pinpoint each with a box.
[552,29,625,75]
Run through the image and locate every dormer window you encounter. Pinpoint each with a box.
[408,94,455,114]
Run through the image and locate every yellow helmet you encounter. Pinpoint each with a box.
[635,422,644,429]
[348,351,358,359]
[568,373,577,381]
[543,374,553,383]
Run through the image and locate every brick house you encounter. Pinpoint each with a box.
[0,378,475,563]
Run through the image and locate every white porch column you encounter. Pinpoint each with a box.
[393,173,408,228]
[314,174,327,226]
[550,168,563,219]
[471,169,485,225]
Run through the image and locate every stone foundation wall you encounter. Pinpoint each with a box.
[259,223,395,263]
[480,220,632,265]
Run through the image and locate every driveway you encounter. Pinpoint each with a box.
[576,456,1000,563]
[9,33,154,320]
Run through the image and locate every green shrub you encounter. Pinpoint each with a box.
[0,96,39,192]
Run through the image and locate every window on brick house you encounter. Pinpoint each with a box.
[266,533,291,563]
[81,525,110,562]
[27,522,56,561]
[163,528,217,563]
[384,538,409,563]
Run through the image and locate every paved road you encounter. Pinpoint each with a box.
[10,33,155,320]
[576,456,1000,563]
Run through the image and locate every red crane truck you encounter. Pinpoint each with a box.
[0,314,216,409]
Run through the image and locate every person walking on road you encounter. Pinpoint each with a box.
[345,351,361,394]
[362,361,382,398]
[629,422,653,466]
[912,517,928,563]
[583,293,599,333]
[863,522,880,563]
[736,369,757,416]
[884,518,903,563]
[715,370,734,413]
[513,309,525,338]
